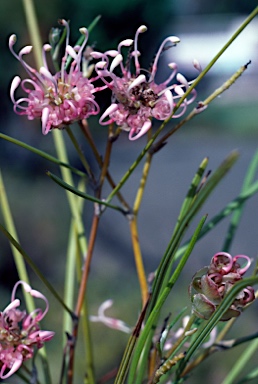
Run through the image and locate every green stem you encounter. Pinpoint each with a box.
[175,174,258,262]
[0,224,73,316]
[52,130,88,257]
[221,338,258,384]
[46,170,125,212]
[66,127,95,180]
[223,149,258,251]
[127,216,206,384]
[63,221,78,342]
[0,170,33,311]
[167,7,258,119]
[0,172,54,382]
[0,133,86,177]
[22,0,43,68]
[151,62,250,153]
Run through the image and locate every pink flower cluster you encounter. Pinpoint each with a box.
[92,25,197,140]
[0,281,54,379]
[189,252,255,321]
[10,20,99,135]
[10,22,197,140]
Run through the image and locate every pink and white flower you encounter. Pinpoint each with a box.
[0,281,54,379]
[90,299,131,333]
[9,20,99,135]
[92,25,197,140]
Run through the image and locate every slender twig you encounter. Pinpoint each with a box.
[66,127,96,182]
[21,0,43,68]
[133,153,152,216]
[67,123,116,383]
[150,61,251,154]
[68,214,100,384]
[129,152,153,306]
[114,294,151,384]
[0,170,33,311]
[79,119,130,211]
[129,217,148,305]
[0,133,86,177]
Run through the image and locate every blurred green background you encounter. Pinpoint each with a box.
[0,0,258,383]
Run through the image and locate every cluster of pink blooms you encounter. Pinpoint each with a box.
[0,281,54,379]
[189,252,255,321]
[92,25,197,140]
[10,22,197,140]
[10,20,99,135]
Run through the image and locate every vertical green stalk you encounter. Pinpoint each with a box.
[130,152,152,306]
[21,3,90,382]
[0,170,33,311]
[126,216,206,384]
[53,131,96,383]
[221,338,258,384]
[53,130,87,257]
[223,149,258,251]
[22,0,43,68]
[0,170,52,383]
[63,221,77,341]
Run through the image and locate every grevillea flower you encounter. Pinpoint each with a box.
[0,281,54,379]
[189,252,255,321]
[91,25,197,140]
[90,299,131,333]
[9,20,99,135]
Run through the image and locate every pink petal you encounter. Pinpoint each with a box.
[128,120,152,141]
[110,54,123,73]
[10,76,21,103]
[99,104,118,125]
[42,107,50,135]
[0,355,23,379]
[233,254,252,275]
[3,299,20,313]
[128,74,146,91]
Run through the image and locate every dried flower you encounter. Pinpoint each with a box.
[189,252,255,321]
[92,25,196,140]
[0,281,54,379]
[9,20,99,135]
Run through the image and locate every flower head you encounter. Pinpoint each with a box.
[0,281,54,379]
[10,20,99,135]
[189,252,255,321]
[92,25,197,140]
[90,299,131,333]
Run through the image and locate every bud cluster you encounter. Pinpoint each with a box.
[189,252,255,321]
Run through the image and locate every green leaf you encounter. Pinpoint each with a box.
[223,149,258,251]
[0,224,74,317]
[127,215,207,384]
[149,151,239,317]
[175,162,258,262]
[0,133,85,177]
[46,170,126,213]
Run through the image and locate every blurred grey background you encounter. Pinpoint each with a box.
[0,0,258,383]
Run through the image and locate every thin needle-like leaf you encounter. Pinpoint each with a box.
[46,171,126,213]
[0,133,85,177]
